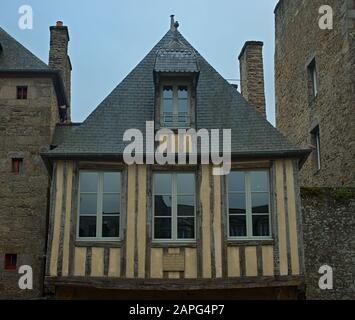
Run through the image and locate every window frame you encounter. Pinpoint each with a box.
[311,126,321,172]
[76,170,122,242]
[16,86,28,100]
[152,171,197,243]
[160,82,192,129]
[307,59,318,99]
[5,253,17,271]
[227,169,272,241]
[11,158,23,174]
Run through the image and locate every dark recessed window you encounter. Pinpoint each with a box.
[307,59,318,99]
[12,158,23,174]
[311,126,321,171]
[17,86,28,100]
[5,254,17,270]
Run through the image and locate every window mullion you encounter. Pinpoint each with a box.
[246,172,253,238]
[172,174,177,240]
[173,86,178,124]
[97,172,103,238]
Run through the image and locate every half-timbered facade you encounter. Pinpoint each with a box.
[42,18,309,299]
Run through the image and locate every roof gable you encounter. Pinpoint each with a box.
[46,28,304,158]
[0,26,51,71]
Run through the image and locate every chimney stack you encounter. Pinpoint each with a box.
[170,15,175,31]
[49,21,72,121]
[238,41,266,117]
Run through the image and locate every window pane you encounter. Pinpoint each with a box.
[229,215,246,237]
[252,215,270,237]
[177,196,195,216]
[102,216,120,238]
[154,195,172,216]
[163,99,173,113]
[228,193,246,214]
[80,194,97,215]
[80,172,98,192]
[229,172,245,192]
[154,174,171,194]
[178,99,188,113]
[79,216,96,237]
[177,173,194,194]
[103,194,120,214]
[178,86,188,98]
[163,86,173,99]
[251,171,268,192]
[164,114,173,123]
[154,218,171,239]
[177,217,194,239]
[104,172,121,193]
[251,193,269,213]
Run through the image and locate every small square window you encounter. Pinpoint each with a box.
[12,158,23,174]
[5,254,17,270]
[17,86,28,99]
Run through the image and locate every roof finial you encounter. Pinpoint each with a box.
[170,14,175,31]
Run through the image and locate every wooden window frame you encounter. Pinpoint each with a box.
[77,170,122,242]
[152,171,197,243]
[227,169,272,241]
[160,81,192,129]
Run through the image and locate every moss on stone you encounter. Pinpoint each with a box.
[301,186,355,201]
[335,187,355,201]
[301,186,324,198]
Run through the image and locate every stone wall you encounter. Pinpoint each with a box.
[238,41,266,117]
[0,77,58,298]
[275,0,355,187]
[301,188,355,300]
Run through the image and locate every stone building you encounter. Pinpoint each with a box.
[1,15,317,300]
[275,0,355,299]
[0,22,71,298]
[275,0,355,187]
[42,17,309,299]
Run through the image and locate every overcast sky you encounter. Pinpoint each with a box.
[1,0,279,125]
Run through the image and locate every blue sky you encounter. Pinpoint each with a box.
[1,0,278,125]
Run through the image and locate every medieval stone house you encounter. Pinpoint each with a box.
[1,16,311,299]
[275,0,354,299]
[0,22,70,298]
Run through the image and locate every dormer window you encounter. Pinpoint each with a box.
[161,84,190,128]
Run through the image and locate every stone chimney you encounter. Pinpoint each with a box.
[49,21,72,121]
[238,41,266,117]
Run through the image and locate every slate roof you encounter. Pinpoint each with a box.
[0,26,50,71]
[51,123,81,147]
[0,26,70,118]
[45,28,308,159]
[154,32,199,73]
